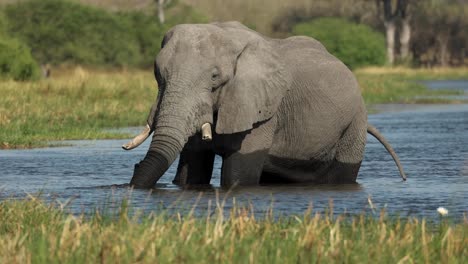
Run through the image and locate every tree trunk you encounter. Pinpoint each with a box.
[385,20,396,65]
[438,35,450,67]
[378,0,412,65]
[157,0,165,24]
[399,17,411,60]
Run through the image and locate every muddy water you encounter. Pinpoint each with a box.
[1,98,467,220]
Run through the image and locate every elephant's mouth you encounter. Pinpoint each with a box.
[123,122,213,150]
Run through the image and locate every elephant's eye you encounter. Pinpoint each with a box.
[211,68,220,81]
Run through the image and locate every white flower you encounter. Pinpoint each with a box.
[437,207,448,216]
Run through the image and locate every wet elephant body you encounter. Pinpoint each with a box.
[125,22,406,188]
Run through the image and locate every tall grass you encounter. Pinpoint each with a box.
[357,67,467,105]
[0,67,156,148]
[0,198,466,263]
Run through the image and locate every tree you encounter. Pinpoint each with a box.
[375,0,411,64]
[412,0,468,66]
[156,0,172,24]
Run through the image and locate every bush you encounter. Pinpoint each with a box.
[119,12,168,67]
[3,0,208,67]
[4,0,142,66]
[0,9,40,81]
[0,11,6,36]
[118,2,208,66]
[0,37,40,81]
[293,17,386,69]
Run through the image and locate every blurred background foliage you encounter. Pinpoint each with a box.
[1,0,206,69]
[0,8,39,80]
[0,0,466,80]
[293,18,386,69]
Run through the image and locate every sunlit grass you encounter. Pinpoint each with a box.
[0,197,466,263]
[356,67,467,105]
[0,67,157,149]
[356,66,468,80]
[1,66,466,149]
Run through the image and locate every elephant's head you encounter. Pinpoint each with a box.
[125,22,289,188]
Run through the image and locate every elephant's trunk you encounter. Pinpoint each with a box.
[130,125,186,188]
[130,90,197,188]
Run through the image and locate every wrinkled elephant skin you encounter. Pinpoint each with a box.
[125,22,406,188]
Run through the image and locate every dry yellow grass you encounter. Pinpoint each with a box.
[0,197,466,263]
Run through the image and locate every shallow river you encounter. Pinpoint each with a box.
[1,93,467,220]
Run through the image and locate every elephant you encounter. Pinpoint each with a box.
[122,21,406,188]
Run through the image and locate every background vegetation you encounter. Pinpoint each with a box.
[0,33,39,80]
[0,0,467,78]
[2,0,206,69]
[0,9,39,80]
[185,0,468,67]
[293,18,386,69]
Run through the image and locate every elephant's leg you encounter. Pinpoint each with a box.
[220,118,276,187]
[173,148,215,185]
[327,114,367,183]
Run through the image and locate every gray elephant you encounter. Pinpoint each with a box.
[123,21,406,188]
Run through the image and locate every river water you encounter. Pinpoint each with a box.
[1,84,467,220]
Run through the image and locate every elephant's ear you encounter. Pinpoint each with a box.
[215,41,289,134]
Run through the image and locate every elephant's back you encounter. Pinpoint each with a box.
[269,37,363,162]
[276,36,362,121]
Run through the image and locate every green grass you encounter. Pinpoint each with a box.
[356,67,467,105]
[0,198,466,263]
[1,66,467,149]
[0,67,156,149]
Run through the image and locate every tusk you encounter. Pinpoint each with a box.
[122,124,152,150]
[201,123,212,141]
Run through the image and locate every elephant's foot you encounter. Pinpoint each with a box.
[220,150,269,187]
[173,149,215,185]
[324,160,362,183]
[219,117,276,188]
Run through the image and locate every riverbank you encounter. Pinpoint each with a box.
[0,68,155,149]
[1,67,466,149]
[355,67,467,104]
[0,198,465,263]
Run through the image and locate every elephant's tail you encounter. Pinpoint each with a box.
[367,124,407,181]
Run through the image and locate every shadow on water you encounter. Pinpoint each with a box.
[59,183,366,218]
[67,182,363,192]
[67,183,132,190]
[1,80,467,220]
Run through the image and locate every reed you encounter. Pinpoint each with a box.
[0,197,466,263]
